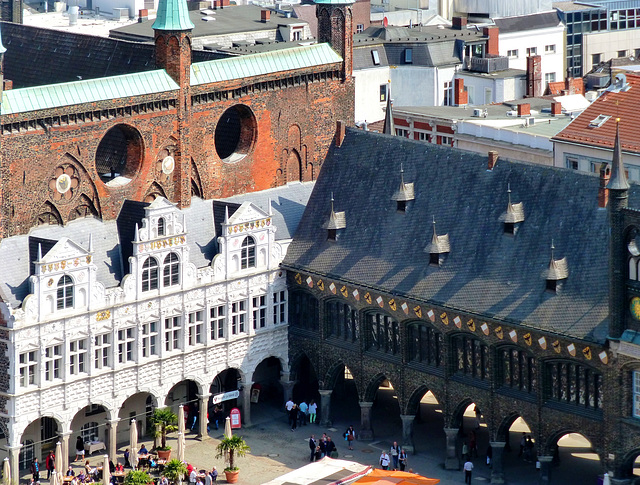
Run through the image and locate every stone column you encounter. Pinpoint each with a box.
[444,427,459,470]
[241,382,253,428]
[60,431,71,473]
[197,394,211,440]
[107,419,119,461]
[490,441,506,484]
[399,415,415,454]
[282,380,295,405]
[8,445,21,485]
[358,401,373,441]
[319,390,333,427]
[537,455,553,484]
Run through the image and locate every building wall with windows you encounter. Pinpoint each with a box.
[584,28,640,74]
[0,182,313,477]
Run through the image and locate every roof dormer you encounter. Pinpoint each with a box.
[544,241,568,293]
[425,217,450,266]
[323,194,346,241]
[499,184,525,235]
[391,164,415,213]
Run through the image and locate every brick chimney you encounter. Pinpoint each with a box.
[526,55,542,97]
[598,163,611,208]
[452,16,467,30]
[482,26,499,56]
[551,102,562,116]
[138,8,148,21]
[3,79,12,91]
[335,120,346,147]
[488,150,498,171]
[517,103,530,117]
[454,78,468,106]
[261,9,270,22]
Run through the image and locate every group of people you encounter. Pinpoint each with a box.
[285,399,317,430]
[186,463,218,485]
[378,441,408,471]
[307,434,337,462]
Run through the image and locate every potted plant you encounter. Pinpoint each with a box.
[150,407,178,460]
[124,470,153,485]
[215,435,250,484]
[163,459,187,485]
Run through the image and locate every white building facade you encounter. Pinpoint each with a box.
[0,184,313,481]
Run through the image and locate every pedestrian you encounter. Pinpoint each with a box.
[398,448,408,471]
[299,401,309,426]
[75,436,85,462]
[390,441,400,470]
[344,425,356,450]
[319,434,327,458]
[463,459,474,484]
[462,441,469,461]
[308,400,317,424]
[524,435,534,462]
[31,458,40,482]
[123,449,130,468]
[210,467,218,483]
[46,451,55,480]
[486,443,493,467]
[379,451,390,470]
[309,435,317,462]
[189,467,197,485]
[289,403,298,431]
[518,433,526,457]
[325,436,337,458]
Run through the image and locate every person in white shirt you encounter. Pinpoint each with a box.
[464,459,474,484]
[379,451,390,470]
[189,469,197,484]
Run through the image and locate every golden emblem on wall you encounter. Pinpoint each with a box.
[340,286,349,298]
[494,326,503,339]
[582,347,592,360]
[364,292,372,304]
[552,340,561,353]
[440,312,448,325]
[523,333,532,346]
[96,310,111,321]
[467,319,475,332]
[317,280,325,291]
[389,299,397,311]
[414,306,422,318]
[295,273,302,285]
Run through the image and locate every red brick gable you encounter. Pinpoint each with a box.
[552,73,640,153]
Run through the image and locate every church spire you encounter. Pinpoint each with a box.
[382,84,394,135]
[152,0,194,31]
[607,119,629,191]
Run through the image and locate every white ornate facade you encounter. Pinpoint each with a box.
[0,182,314,481]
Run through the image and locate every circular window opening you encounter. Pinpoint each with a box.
[214,105,257,163]
[95,124,144,187]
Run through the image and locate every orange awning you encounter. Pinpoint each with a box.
[353,469,440,485]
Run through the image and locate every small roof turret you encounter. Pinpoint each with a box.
[153,0,195,31]
[607,119,630,191]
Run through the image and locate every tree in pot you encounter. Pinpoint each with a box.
[124,470,153,485]
[163,459,187,485]
[150,407,178,459]
[215,435,251,484]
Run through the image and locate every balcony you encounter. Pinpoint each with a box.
[464,55,509,74]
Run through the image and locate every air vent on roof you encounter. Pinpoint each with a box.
[589,114,610,128]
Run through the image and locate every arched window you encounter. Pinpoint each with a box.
[545,361,602,411]
[241,236,256,269]
[451,335,489,380]
[290,291,319,330]
[407,323,443,367]
[158,217,165,236]
[163,253,180,287]
[325,300,358,342]
[142,257,159,291]
[365,312,399,355]
[56,275,74,310]
[497,347,537,394]
[80,422,99,442]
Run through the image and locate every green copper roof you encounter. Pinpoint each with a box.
[191,43,342,86]
[315,0,356,4]
[152,0,195,31]
[1,70,179,115]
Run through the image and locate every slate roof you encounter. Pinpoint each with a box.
[493,11,561,34]
[0,183,313,309]
[0,21,223,89]
[282,128,635,344]
[552,73,640,153]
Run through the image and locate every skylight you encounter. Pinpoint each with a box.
[372,49,380,65]
[589,114,610,128]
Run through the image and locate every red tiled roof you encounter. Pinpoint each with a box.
[547,78,584,96]
[552,73,640,153]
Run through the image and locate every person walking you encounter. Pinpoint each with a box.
[31,458,40,482]
[398,448,408,471]
[463,459,474,484]
[289,403,298,431]
[344,426,356,450]
[46,451,55,480]
[390,441,400,470]
[309,435,317,462]
[379,451,390,470]
[308,400,317,424]
[299,401,309,426]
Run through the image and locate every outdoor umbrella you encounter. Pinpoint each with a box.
[50,467,59,485]
[178,405,185,435]
[55,441,63,476]
[224,417,232,439]
[177,432,185,463]
[130,419,139,469]
[3,456,10,485]
[353,469,440,485]
[102,454,110,485]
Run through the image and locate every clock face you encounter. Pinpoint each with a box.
[631,297,640,320]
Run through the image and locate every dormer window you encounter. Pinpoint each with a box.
[404,48,413,64]
[142,257,159,291]
[158,217,166,236]
[544,242,568,293]
[500,185,525,235]
[56,275,74,310]
[163,252,180,286]
[392,165,415,213]
[324,194,346,241]
[425,218,450,267]
[241,236,256,269]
